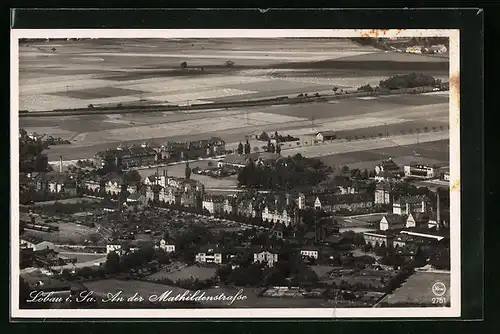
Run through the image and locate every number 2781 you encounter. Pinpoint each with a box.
[432,297,447,304]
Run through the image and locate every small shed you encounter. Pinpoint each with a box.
[316,131,336,142]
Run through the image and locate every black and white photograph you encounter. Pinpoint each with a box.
[10,29,460,318]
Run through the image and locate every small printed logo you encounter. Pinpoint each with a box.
[432,281,447,297]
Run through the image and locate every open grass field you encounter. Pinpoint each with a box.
[146,265,217,282]
[22,91,449,164]
[19,38,450,192]
[381,271,451,306]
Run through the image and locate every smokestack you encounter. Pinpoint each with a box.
[59,156,63,173]
[436,191,441,229]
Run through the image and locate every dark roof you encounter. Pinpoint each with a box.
[222,154,249,165]
[382,214,405,225]
[303,231,317,240]
[21,235,46,245]
[300,246,320,252]
[378,159,400,171]
[376,182,392,191]
[333,176,351,187]
[317,131,336,137]
[127,193,142,201]
[395,195,429,205]
[408,212,430,222]
[317,194,372,205]
[324,234,345,244]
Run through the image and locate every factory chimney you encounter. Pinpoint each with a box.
[59,156,63,173]
[436,190,441,230]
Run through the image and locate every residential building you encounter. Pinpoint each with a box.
[218,152,281,169]
[374,171,399,183]
[363,231,394,247]
[406,212,430,229]
[202,195,225,214]
[428,44,448,53]
[20,236,55,252]
[106,244,122,255]
[195,245,224,264]
[332,176,361,195]
[103,174,124,196]
[81,175,103,193]
[253,250,279,267]
[380,214,406,231]
[158,239,176,253]
[314,194,373,212]
[315,131,336,142]
[393,196,430,215]
[94,145,157,169]
[36,172,77,196]
[300,247,320,259]
[404,164,436,179]
[261,194,300,226]
[375,183,392,205]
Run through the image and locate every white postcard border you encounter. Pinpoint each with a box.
[10,29,461,319]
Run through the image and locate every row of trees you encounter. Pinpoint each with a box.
[379,72,441,90]
[237,154,331,190]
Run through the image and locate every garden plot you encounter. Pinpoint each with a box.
[19,94,85,112]
[146,265,217,282]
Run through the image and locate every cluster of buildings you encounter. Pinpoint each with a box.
[373,158,449,182]
[94,137,225,169]
[202,191,303,227]
[404,44,448,54]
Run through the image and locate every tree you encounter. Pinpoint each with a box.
[105,252,121,274]
[185,162,191,180]
[341,166,350,175]
[258,131,269,141]
[181,61,188,69]
[123,170,141,184]
[270,144,276,153]
[362,169,369,179]
[225,60,235,67]
[244,140,251,154]
[237,142,244,155]
[276,143,281,155]
[267,139,272,152]
[332,87,338,93]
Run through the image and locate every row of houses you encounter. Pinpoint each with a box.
[202,192,304,227]
[94,137,225,168]
[363,229,448,250]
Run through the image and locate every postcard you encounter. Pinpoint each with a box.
[10,29,460,318]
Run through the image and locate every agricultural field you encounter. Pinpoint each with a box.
[381,271,451,306]
[146,265,217,282]
[19,38,450,192]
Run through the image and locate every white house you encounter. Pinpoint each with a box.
[393,196,430,215]
[253,251,278,267]
[106,244,122,255]
[195,245,223,264]
[375,183,392,205]
[20,237,55,252]
[300,247,319,259]
[380,214,405,231]
[315,131,336,142]
[158,239,175,253]
[404,164,436,179]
